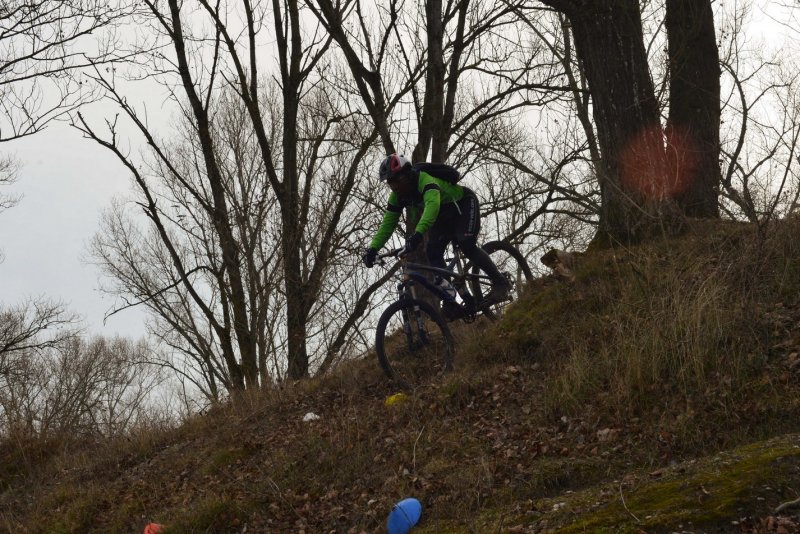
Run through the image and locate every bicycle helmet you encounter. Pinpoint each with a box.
[379,153,412,182]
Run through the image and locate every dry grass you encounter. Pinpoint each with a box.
[3,218,800,532]
[467,219,800,424]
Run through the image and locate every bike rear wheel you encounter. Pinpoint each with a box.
[375,297,455,387]
[468,240,533,318]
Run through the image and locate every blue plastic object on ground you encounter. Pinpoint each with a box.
[386,497,422,534]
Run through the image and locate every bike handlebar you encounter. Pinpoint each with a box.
[374,247,404,266]
[379,248,404,259]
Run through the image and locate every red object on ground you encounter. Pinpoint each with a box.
[143,523,164,534]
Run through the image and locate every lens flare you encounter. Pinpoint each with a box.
[618,124,700,201]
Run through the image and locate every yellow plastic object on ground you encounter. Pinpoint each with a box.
[384,392,409,407]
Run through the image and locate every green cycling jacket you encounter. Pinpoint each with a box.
[369,171,465,251]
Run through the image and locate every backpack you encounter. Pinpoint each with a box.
[412,162,462,184]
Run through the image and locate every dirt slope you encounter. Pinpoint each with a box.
[3,219,800,533]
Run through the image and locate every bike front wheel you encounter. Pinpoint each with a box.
[375,297,455,387]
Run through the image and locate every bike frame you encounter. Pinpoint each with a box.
[380,245,492,311]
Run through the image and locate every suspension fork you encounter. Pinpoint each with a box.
[396,280,429,347]
[396,282,414,347]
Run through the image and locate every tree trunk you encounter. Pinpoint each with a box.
[666,0,721,218]
[169,0,256,388]
[281,134,310,379]
[280,0,311,381]
[283,236,310,380]
[280,101,310,379]
[544,0,681,244]
[413,0,446,163]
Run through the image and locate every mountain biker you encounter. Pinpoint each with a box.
[362,153,511,305]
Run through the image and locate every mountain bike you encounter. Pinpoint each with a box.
[373,240,532,386]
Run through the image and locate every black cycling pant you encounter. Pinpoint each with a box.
[426,191,506,285]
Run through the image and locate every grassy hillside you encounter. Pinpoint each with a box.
[2,219,800,533]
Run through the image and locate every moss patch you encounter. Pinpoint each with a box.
[547,434,800,532]
[415,434,800,533]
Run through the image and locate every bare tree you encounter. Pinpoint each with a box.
[472,7,601,247]
[0,155,18,215]
[532,0,682,243]
[716,2,800,227]
[0,0,131,142]
[0,299,78,437]
[0,155,20,263]
[1,334,164,439]
[87,88,283,399]
[308,0,576,164]
[0,299,77,372]
[79,0,387,386]
[308,0,589,261]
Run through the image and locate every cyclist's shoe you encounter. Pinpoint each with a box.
[483,282,511,306]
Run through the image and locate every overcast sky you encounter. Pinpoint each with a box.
[0,121,149,339]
